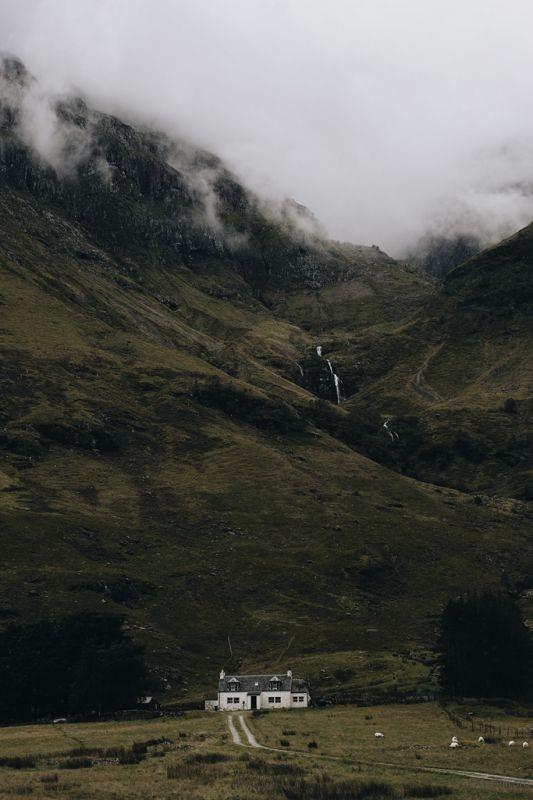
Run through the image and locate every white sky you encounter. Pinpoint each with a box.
[2,0,533,253]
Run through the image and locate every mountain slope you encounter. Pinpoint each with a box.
[343,226,533,499]
[0,57,532,699]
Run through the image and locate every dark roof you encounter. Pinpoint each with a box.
[219,673,306,693]
[291,678,308,692]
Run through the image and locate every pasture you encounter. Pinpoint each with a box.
[0,703,530,799]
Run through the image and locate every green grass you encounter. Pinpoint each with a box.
[0,705,530,799]
[342,224,533,498]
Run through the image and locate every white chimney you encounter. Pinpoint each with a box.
[287,669,292,678]
[220,669,225,679]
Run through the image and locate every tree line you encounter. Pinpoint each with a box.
[437,591,532,699]
[0,613,149,723]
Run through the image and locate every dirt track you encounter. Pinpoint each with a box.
[227,714,533,788]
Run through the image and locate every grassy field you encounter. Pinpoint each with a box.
[0,704,531,799]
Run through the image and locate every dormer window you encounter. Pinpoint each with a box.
[269,676,282,691]
[227,677,240,691]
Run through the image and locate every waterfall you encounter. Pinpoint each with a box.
[383,418,399,441]
[333,373,343,405]
[316,347,343,405]
[327,359,343,405]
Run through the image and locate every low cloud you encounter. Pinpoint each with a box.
[2,1,533,255]
[0,54,99,178]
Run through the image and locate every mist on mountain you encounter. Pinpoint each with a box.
[2,1,533,254]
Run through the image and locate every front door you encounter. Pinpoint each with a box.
[250,695,257,710]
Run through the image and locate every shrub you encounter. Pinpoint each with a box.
[282,729,297,736]
[66,747,99,757]
[280,777,398,799]
[356,784,397,799]
[280,739,291,747]
[0,756,37,769]
[59,757,93,769]
[167,760,225,782]
[114,737,170,764]
[404,786,453,798]
[117,747,144,765]
[503,398,518,414]
[185,752,230,764]
[247,760,303,775]
[307,740,318,749]
[167,765,182,779]
[39,774,58,784]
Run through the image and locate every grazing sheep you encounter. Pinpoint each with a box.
[478,736,485,744]
[374,732,384,738]
[449,741,460,748]
[508,740,515,747]
[523,742,529,749]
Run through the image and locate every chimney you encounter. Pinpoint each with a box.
[287,669,292,678]
[220,669,225,679]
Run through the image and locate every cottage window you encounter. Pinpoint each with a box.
[275,697,281,703]
[268,697,275,703]
[269,681,282,691]
[227,698,233,703]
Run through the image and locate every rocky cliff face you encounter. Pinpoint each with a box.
[0,55,358,296]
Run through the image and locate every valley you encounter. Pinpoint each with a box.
[0,56,532,703]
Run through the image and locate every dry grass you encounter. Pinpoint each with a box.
[0,706,530,799]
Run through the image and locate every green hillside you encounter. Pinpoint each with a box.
[342,227,533,499]
[0,57,531,701]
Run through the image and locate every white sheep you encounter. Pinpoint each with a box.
[374,732,384,738]
[523,742,529,749]
[508,740,515,747]
[451,736,459,743]
[449,741,460,748]
[478,736,485,744]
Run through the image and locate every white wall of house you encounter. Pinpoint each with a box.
[260,690,292,709]
[219,690,309,710]
[219,692,249,711]
[291,692,309,708]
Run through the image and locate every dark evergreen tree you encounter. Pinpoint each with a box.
[436,591,532,699]
[0,613,149,722]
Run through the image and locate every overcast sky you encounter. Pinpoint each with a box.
[2,0,533,254]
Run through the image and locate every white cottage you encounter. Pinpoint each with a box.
[216,669,310,711]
